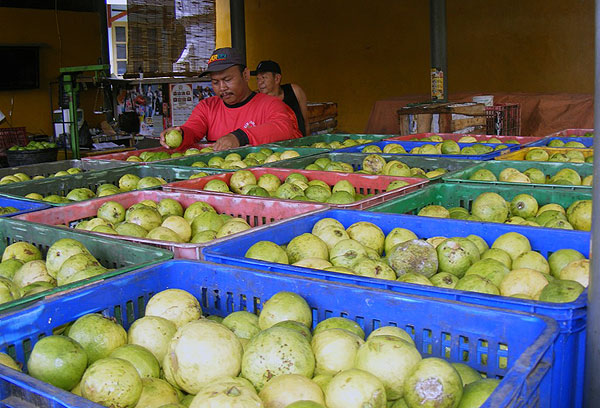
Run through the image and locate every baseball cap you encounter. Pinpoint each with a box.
[199,47,245,76]
[250,60,281,75]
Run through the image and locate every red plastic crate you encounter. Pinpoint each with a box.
[81,142,214,164]
[547,128,594,138]
[163,167,429,210]
[14,190,326,260]
[386,132,541,145]
[0,127,28,153]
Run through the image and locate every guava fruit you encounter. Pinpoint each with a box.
[127,316,177,368]
[384,228,418,255]
[327,191,355,204]
[161,216,191,242]
[183,202,216,224]
[230,170,257,194]
[436,238,481,278]
[286,233,329,263]
[68,313,127,363]
[548,249,585,278]
[81,357,143,407]
[523,168,546,184]
[135,377,180,408]
[46,239,90,278]
[325,368,386,408]
[96,201,126,224]
[499,268,549,299]
[165,129,183,148]
[145,289,201,328]
[216,219,251,238]
[157,199,184,217]
[56,253,101,286]
[259,374,325,408]
[127,207,163,232]
[273,320,313,341]
[471,192,508,223]
[109,344,160,379]
[242,326,315,391]
[566,200,592,231]
[293,258,334,269]
[204,179,230,192]
[190,230,217,243]
[403,357,463,408]
[136,177,163,189]
[116,222,148,238]
[525,149,549,161]
[0,352,20,371]
[12,260,54,289]
[452,363,482,386]
[387,239,438,278]
[559,259,589,287]
[245,240,289,264]
[2,242,42,263]
[21,281,54,297]
[313,225,350,250]
[346,222,385,255]
[367,326,414,346]
[397,272,433,286]
[509,194,538,219]
[469,169,497,181]
[329,239,368,269]
[27,335,87,390]
[513,251,550,274]
[353,258,397,280]
[189,376,262,408]
[61,265,108,285]
[191,211,224,235]
[464,258,509,287]
[286,401,326,408]
[455,275,499,295]
[147,226,183,242]
[355,335,422,400]
[430,272,460,288]
[119,174,141,192]
[492,232,531,261]
[457,378,500,408]
[165,319,243,394]
[538,280,584,303]
[312,218,344,235]
[417,205,450,218]
[332,180,356,197]
[66,188,96,202]
[362,154,387,174]
[222,311,260,341]
[258,291,312,330]
[313,317,364,339]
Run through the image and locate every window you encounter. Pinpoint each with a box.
[111,22,128,76]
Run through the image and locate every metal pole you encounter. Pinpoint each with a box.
[230,0,247,65]
[584,0,600,404]
[430,0,447,102]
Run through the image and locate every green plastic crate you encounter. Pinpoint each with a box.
[259,152,481,181]
[442,160,593,190]
[0,218,172,314]
[153,145,327,170]
[0,165,221,206]
[368,182,592,220]
[0,159,133,181]
[266,133,391,148]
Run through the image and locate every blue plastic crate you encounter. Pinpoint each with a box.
[202,209,588,408]
[334,140,515,159]
[0,260,557,407]
[528,137,594,148]
[0,197,49,217]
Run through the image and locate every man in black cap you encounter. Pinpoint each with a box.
[160,48,302,151]
[252,60,309,137]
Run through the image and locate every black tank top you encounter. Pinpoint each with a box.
[282,83,306,136]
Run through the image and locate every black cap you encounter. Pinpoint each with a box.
[199,47,245,76]
[250,60,281,76]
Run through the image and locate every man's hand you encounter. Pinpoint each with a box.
[160,126,181,148]
[213,133,241,151]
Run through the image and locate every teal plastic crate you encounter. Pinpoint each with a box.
[528,137,593,148]
[442,160,593,190]
[0,159,133,180]
[0,218,172,314]
[153,145,327,171]
[258,152,481,181]
[0,164,222,206]
[202,210,589,408]
[0,260,557,407]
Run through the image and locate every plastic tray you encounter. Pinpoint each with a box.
[202,209,589,407]
[81,143,214,164]
[154,145,328,171]
[496,147,594,161]
[0,197,49,218]
[334,140,515,159]
[0,218,172,314]
[266,133,391,148]
[0,259,558,408]
[163,167,429,210]
[0,159,133,180]
[442,160,594,190]
[386,132,544,146]
[257,152,481,181]
[14,190,327,260]
[546,128,593,138]
[528,137,593,148]
[0,165,222,206]
[368,182,592,225]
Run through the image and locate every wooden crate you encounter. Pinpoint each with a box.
[398,102,487,135]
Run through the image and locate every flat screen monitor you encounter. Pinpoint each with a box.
[0,46,40,90]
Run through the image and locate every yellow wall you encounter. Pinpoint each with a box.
[216,0,593,132]
[0,8,102,137]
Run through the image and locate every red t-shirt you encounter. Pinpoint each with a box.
[179,92,302,148]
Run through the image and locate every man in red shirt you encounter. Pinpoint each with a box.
[160,48,302,151]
